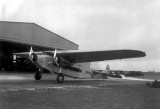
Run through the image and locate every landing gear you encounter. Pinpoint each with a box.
[56,74,64,83]
[34,71,42,80]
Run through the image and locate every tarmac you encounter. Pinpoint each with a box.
[0,71,146,91]
[0,72,160,109]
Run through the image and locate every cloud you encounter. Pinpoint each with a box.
[0,0,24,20]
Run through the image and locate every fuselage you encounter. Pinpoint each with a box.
[35,55,91,78]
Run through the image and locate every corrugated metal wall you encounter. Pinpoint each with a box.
[0,21,78,50]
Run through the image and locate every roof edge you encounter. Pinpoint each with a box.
[0,21,79,47]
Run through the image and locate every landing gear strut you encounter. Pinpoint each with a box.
[56,74,64,83]
[34,71,42,80]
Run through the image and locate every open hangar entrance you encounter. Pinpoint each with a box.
[0,21,78,71]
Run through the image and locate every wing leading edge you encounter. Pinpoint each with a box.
[44,49,146,63]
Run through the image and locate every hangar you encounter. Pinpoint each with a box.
[0,21,78,71]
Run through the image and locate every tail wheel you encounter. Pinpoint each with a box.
[56,74,64,83]
[34,71,42,80]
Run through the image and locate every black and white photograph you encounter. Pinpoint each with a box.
[0,0,160,109]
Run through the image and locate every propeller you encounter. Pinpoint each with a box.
[29,46,33,60]
[24,47,36,64]
[53,49,62,73]
[53,49,59,66]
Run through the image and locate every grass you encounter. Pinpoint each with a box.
[0,83,160,109]
[0,72,160,109]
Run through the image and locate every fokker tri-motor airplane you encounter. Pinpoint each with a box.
[14,47,146,83]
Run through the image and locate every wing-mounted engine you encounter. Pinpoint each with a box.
[51,49,73,67]
[30,53,38,63]
[27,47,42,70]
[27,47,38,63]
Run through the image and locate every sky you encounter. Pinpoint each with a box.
[0,0,160,72]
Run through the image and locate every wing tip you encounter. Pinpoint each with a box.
[136,50,146,57]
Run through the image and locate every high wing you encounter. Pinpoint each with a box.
[13,49,146,63]
[43,49,146,63]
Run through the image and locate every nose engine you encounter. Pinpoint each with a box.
[30,53,38,62]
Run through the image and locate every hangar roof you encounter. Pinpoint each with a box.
[0,21,78,50]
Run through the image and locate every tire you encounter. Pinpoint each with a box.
[56,74,64,83]
[34,71,42,80]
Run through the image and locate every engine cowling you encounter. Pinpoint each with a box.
[30,53,38,62]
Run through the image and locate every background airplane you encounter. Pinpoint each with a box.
[87,64,123,79]
[13,47,146,83]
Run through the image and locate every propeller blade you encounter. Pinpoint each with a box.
[29,47,34,60]
[53,48,60,67]
[55,61,59,67]
[26,60,30,64]
[29,47,33,56]
[54,49,57,58]
[24,57,31,65]
[24,58,29,63]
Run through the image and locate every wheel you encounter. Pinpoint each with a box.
[34,71,42,80]
[56,74,64,83]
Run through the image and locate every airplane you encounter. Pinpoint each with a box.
[87,64,123,79]
[101,64,123,78]
[13,47,146,83]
